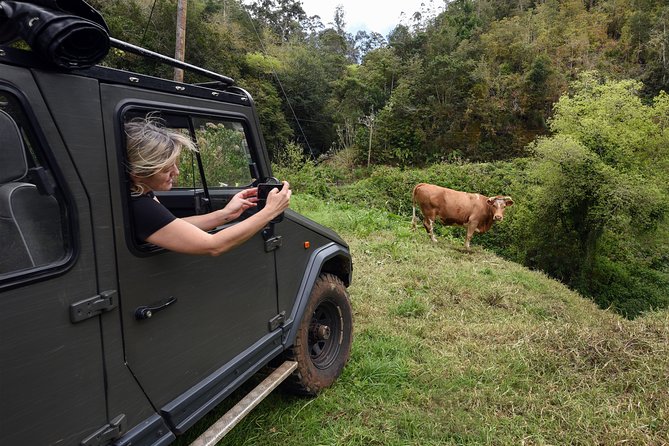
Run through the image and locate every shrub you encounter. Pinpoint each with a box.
[273,142,350,199]
[587,256,669,318]
[513,75,669,317]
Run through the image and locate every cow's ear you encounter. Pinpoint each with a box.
[487,197,495,205]
[505,197,514,206]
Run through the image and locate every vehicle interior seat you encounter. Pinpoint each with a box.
[0,110,64,274]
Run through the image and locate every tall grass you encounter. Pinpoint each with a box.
[176,195,669,446]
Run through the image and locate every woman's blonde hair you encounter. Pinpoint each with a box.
[125,116,196,195]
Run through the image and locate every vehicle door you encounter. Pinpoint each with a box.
[0,73,108,445]
[100,87,282,431]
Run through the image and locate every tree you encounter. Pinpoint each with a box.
[373,57,427,164]
[271,43,345,156]
[353,31,387,62]
[550,72,666,171]
[519,73,669,317]
[247,0,308,43]
[446,0,482,40]
[239,53,294,159]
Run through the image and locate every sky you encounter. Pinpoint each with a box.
[298,0,438,36]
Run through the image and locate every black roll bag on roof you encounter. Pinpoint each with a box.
[0,0,110,68]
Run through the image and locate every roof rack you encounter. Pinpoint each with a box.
[110,38,235,87]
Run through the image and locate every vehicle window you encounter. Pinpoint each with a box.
[189,117,254,188]
[0,91,70,277]
[122,111,256,252]
[124,112,254,190]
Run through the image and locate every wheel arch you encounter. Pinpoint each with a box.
[283,242,352,348]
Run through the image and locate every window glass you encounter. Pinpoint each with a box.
[125,112,254,190]
[190,117,253,188]
[0,91,70,277]
[174,128,201,189]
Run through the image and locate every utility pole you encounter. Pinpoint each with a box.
[360,108,375,168]
[174,0,187,82]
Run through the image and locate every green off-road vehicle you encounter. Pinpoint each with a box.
[0,1,353,445]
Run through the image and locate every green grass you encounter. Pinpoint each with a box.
[177,194,669,445]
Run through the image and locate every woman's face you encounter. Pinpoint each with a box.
[138,161,179,192]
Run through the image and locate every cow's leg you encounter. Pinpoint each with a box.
[423,218,437,242]
[464,224,476,250]
[411,205,418,231]
[418,209,435,241]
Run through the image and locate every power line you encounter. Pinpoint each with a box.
[239,4,316,158]
[141,0,159,45]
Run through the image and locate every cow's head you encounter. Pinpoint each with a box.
[487,196,514,221]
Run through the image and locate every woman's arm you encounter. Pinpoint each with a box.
[182,187,259,231]
[146,183,290,255]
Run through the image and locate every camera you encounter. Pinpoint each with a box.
[256,182,284,223]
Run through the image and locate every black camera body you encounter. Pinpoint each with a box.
[257,182,284,222]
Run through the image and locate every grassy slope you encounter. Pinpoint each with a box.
[179,195,669,445]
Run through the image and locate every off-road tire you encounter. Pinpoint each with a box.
[284,273,353,395]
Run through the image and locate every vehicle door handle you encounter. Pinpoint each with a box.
[135,297,177,320]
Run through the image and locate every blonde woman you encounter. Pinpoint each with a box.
[125,117,291,256]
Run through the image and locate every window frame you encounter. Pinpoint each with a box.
[0,85,78,288]
[117,104,261,256]
[188,115,256,190]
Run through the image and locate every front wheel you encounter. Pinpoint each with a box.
[284,273,353,395]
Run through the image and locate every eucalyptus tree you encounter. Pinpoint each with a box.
[246,0,308,43]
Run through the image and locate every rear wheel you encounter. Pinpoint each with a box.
[285,273,353,395]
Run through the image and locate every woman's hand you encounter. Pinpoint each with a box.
[147,182,291,256]
[221,187,258,222]
[263,181,291,219]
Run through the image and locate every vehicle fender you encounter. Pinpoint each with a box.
[282,242,352,348]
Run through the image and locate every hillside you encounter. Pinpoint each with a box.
[179,195,669,445]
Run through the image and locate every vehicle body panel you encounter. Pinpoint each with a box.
[0,65,107,445]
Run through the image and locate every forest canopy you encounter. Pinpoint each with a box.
[89,0,669,162]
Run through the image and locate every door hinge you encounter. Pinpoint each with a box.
[268,311,286,331]
[80,414,126,446]
[70,290,118,323]
[262,226,282,252]
[264,235,282,252]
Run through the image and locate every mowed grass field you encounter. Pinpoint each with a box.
[177,194,669,445]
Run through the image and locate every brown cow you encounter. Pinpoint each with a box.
[411,183,513,249]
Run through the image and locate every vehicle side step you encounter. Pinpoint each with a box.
[188,361,298,446]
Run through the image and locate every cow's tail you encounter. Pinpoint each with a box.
[411,183,422,231]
